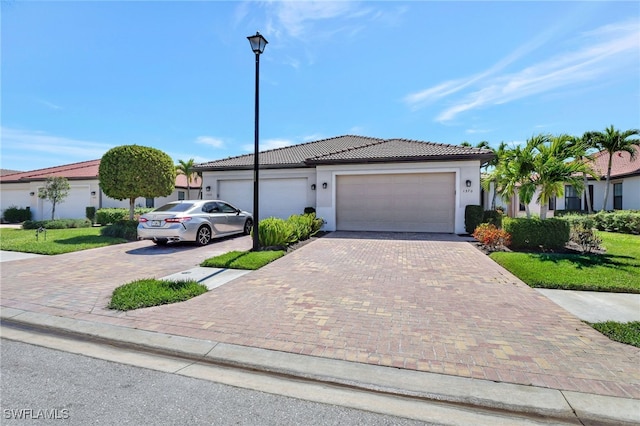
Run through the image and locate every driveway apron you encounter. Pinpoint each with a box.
[1,232,638,399]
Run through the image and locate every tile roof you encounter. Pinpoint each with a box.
[0,159,201,187]
[195,135,494,170]
[588,145,640,178]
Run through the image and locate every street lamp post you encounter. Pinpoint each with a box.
[247,32,268,252]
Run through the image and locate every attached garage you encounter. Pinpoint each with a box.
[196,135,494,234]
[218,178,309,219]
[336,173,455,232]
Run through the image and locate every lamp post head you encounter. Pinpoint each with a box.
[247,32,268,55]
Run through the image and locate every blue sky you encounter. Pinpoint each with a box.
[2,1,639,172]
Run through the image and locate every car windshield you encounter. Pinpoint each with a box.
[153,202,195,213]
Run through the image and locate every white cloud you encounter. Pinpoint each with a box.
[241,138,294,152]
[405,18,640,123]
[0,127,113,169]
[195,136,225,149]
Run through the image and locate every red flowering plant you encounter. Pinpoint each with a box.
[472,223,511,252]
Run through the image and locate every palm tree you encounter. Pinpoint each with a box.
[480,141,508,210]
[487,141,536,218]
[569,133,599,213]
[586,126,640,211]
[532,134,598,219]
[176,158,198,199]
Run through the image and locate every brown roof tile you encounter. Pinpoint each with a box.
[196,135,494,170]
[589,145,640,178]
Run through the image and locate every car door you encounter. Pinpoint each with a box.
[202,201,230,234]
[219,202,245,233]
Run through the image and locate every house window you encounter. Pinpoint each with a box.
[548,196,556,211]
[564,185,581,211]
[583,185,594,211]
[518,202,525,212]
[178,191,185,201]
[145,198,154,208]
[613,183,623,210]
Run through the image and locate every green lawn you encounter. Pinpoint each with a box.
[0,227,127,255]
[109,278,208,311]
[490,232,640,293]
[201,250,285,270]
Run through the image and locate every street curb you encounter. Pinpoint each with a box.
[1,308,638,425]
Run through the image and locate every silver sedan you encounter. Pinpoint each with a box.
[137,200,253,246]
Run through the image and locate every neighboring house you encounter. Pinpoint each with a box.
[0,160,201,221]
[195,135,493,234]
[482,145,640,217]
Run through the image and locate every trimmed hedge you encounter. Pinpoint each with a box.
[86,206,96,223]
[100,219,139,241]
[465,205,484,234]
[2,206,32,223]
[593,211,640,235]
[503,217,569,250]
[95,207,153,225]
[482,210,503,228]
[22,219,92,229]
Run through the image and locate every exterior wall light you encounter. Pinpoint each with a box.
[91,191,96,196]
[465,179,472,188]
[205,186,211,192]
[311,184,316,190]
[29,192,35,196]
[322,182,328,189]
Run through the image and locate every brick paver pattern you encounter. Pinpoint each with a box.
[2,232,638,399]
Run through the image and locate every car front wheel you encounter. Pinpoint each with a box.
[196,226,212,246]
[243,219,253,235]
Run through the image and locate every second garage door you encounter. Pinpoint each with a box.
[336,173,455,233]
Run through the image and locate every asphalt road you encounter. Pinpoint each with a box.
[1,339,432,426]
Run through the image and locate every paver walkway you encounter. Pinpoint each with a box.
[1,232,639,399]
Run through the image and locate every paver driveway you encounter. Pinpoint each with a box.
[1,232,639,399]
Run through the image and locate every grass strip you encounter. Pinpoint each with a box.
[200,250,285,270]
[108,278,208,311]
[590,321,640,347]
[0,227,126,255]
[489,232,640,293]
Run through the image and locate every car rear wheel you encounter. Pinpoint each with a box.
[196,226,212,246]
[243,219,253,235]
[153,238,168,246]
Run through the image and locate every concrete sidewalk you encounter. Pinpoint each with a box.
[2,308,638,425]
[1,233,639,424]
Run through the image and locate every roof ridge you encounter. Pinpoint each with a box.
[306,135,385,160]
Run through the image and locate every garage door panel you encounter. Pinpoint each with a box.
[219,178,308,219]
[336,173,455,233]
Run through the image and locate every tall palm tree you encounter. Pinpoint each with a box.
[532,134,598,219]
[569,133,599,213]
[175,158,198,199]
[480,141,507,209]
[586,126,640,211]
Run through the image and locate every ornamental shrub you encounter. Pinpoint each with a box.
[482,210,503,228]
[22,219,92,229]
[472,223,511,251]
[288,213,324,242]
[100,220,139,241]
[503,217,569,250]
[569,223,602,254]
[593,211,640,235]
[257,217,295,248]
[2,206,32,223]
[86,206,96,224]
[465,205,484,234]
[96,207,153,225]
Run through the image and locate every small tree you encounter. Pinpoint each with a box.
[38,176,70,220]
[99,145,176,220]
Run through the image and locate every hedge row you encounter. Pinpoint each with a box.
[2,206,32,223]
[96,208,153,225]
[465,205,503,233]
[556,210,639,235]
[503,217,570,250]
[22,219,92,229]
[257,213,324,248]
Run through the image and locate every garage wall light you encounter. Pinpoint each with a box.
[322,182,328,189]
[205,186,211,192]
[29,192,35,196]
[311,184,316,190]
[465,179,472,188]
[91,191,96,196]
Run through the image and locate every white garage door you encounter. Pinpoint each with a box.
[218,178,308,219]
[336,173,455,232]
